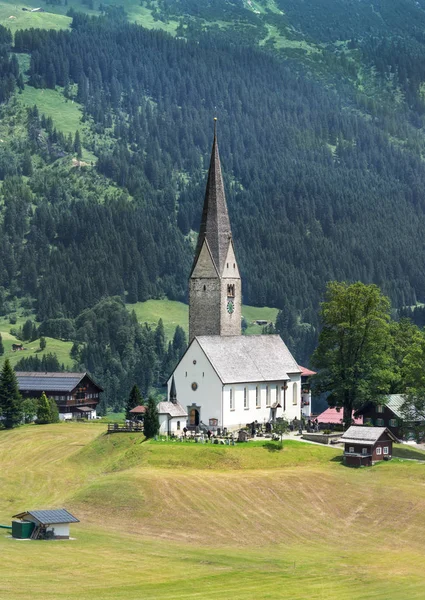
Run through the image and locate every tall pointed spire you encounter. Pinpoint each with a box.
[191,119,232,276]
[169,375,177,404]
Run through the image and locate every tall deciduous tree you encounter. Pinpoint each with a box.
[126,384,143,420]
[143,396,159,438]
[312,282,392,429]
[0,358,22,428]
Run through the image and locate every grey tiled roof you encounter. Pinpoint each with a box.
[15,372,102,392]
[340,426,398,445]
[13,509,79,524]
[157,401,188,417]
[196,335,300,384]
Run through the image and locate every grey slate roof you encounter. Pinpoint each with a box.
[340,426,398,445]
[13,509,79,524]
[15,372,102,392]
[196,335,300,384]
[157,401,188,418]
[191,127,233,276]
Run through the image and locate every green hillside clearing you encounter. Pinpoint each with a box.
[0,0,71,32]
[1,424,425,599]
[0,315,72,369]
[127,299,279,339]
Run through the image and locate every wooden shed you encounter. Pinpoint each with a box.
[340,426,399,467]
[12,509,79,539]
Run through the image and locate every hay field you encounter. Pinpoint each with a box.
[1,423,425,599]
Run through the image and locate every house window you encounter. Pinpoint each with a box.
[230,389,234,411]
[376,447,382,455]
[177,421,180,430]
[349,446,354,453]
[376,418,384,426]
[390,419,398,427]
[377,405,384,413]
[244,387,248,409]
[256,386,260,408]
[292,382,298,405]
[383,446,389,455]
[362,448,368,455]
[266,386,270,407]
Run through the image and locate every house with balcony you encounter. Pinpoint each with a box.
[16,372,103,419]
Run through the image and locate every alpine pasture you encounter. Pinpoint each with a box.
[1,423,425,599]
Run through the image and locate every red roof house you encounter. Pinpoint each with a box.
[316,407,363,427]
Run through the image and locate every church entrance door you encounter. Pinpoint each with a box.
[188,404,201,430]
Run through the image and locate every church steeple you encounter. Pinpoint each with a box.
[189,120,241,342]
[191,119,232,276]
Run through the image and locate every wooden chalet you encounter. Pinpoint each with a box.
[340,426,399,467]
[354,394,424,440]
[15,372,103,420]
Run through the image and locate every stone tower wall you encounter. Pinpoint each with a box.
[220,277,242,336]
[189,278,221,342]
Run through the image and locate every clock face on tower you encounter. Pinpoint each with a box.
[227,299,235,314]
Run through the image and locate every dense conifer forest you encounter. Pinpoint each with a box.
[2,0,425,408]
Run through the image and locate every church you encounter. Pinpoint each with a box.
[167,123,302,432]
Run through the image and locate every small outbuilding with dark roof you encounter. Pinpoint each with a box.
[12,509,79,539]
[340,426,399,467]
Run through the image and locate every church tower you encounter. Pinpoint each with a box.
[189,120,241,342]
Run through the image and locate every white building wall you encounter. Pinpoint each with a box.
[168,339,223,428]
[222,374,302,430]
[24,517,70,538]
[158,415,185,435]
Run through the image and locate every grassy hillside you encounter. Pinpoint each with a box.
[127,299,279,339]
[1,424,425,599]
[0,0,71,32]
[0,315,73,369]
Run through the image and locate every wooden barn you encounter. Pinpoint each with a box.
[340,426,399,467]
[16,372,103,420]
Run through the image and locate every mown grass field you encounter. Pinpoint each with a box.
[127,299,279,339]
[1,423,425,599]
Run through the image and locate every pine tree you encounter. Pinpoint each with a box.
[37,391,51,424]
[126,384,142,420]
[39,336,46,351]
[74,130,82,158]
[143,396,159,438]
[0,359,22,428]
[0,333,4,356]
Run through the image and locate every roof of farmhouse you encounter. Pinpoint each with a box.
[15,372,102,392]
[340,426,398,445]
[196,335,300,384]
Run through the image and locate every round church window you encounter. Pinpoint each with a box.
[193,360,197,365]
[191,382,198,391]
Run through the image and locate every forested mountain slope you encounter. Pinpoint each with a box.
[2,0,425,403]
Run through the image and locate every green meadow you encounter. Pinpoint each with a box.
[127,299,278,339]
[1,423,425,599]
[0,314,73,370]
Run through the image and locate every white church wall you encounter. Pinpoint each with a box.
[168,339,223,428]
[222,374,302,430]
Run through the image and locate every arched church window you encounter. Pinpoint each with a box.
[203,285,206,291]
[293,382,298,405]
[177,421,180,430]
